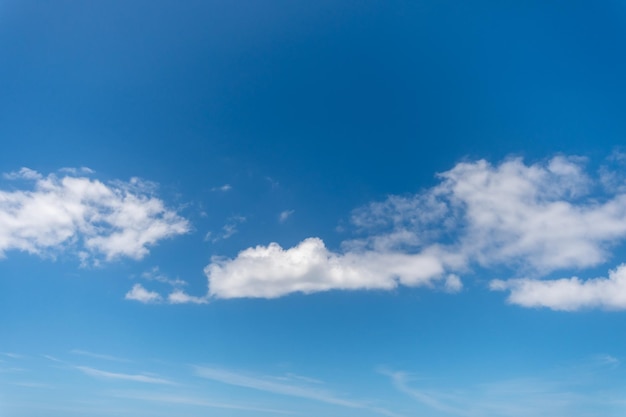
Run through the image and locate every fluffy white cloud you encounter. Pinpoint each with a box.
[125,284,162,303]
[167,289,208,304]
[437,156,626,272]
[206,237,449,298]
[203,156,626,302]
[353,156,626,272]
[0,168,189,262]
[491,264,626,311]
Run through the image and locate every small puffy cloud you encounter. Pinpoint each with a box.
[125,284,162,303]
[279,210,294,223]
[444,274,463,293]
[490,264,626,311]
[206,237,448,299]
[211,184,232,192]
[168,289,208,304]
[3,167,43,180]
[127,269,208,305]
[0,168,189,262]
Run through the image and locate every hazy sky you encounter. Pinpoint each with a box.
[3,1,626,416]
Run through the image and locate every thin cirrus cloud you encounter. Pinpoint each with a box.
[0,167,189,263]
[194,366,404,417]
[75,365,174,385]
[383,359,625,417]
[201,156,626,310]
[110,391,294,414]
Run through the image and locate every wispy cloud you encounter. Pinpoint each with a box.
[111,391,294,414]
[211,184,232,192]
[140,266,187,287]
[71,350,130,363]
[278,210,294,223]
[76,366,174,385]
[0,168,189,263]
[11,382,54,389]
[194,366,403,417]
[384,360,626,417]
[210,215,246,242]
[1,352,24,359]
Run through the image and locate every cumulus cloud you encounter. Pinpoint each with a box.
[125,284,162,303]
[491,264,626,311]
[352,155,626,272]
[202,156,626,303]
[0,168,189,262]
[206,237,449,299]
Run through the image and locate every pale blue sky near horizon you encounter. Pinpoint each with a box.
[3,1,626,416]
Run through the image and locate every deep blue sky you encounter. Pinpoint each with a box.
[3,2,626,416]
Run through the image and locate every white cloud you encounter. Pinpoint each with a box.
[383,364,624,417]
[444,274,463,293]
[111,391,293,414]
[141,266,187,287]
[70,349,130,363]
[205,156,626,301]
[352,155,626,273]
[0,168,189,262]
[206,237,450,299]
[435,156,620,272]
[210,215,246,242]
[211,184,232,192]
[76,366,173,384]
[125,284,162,303]
[490,264,626,311]
[126,267,208,305]
[59,167,95,175]
[279,209,294,223]
[167,289,208,304]
[3,167,42,180]
[383,369,471,416]
[195,366,404,417]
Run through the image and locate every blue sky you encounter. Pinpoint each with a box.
[3,1,626,416]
